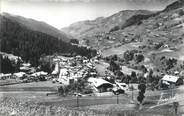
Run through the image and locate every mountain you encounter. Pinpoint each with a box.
[103,0,184,73]
[62,0,184,73]
[102,0,184,54]
[0,14,96,66]
[62,0,184,50]
[2,13,72,42]
[61,10,153,40]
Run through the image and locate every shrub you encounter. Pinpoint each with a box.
[179,9,184,16]
[134,54,144,63]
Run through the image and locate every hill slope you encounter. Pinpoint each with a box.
[2,13,72,42]
[102,0,184,73]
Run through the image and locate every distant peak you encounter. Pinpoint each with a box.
[163,0,184,12]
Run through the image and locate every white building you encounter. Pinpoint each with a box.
[88,77,113,92]
[161,75,183,86]
[58,68,70,85]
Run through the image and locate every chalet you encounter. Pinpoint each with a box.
[88,77,113,92]
[121,66,142,76]
[22,63,31,67]
[0,73,12,80]
[19,63,32,73]
[161,75,183,86]
[31,71,48,77]
[13,72,26,79]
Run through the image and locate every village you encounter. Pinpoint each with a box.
[1,50,184,100]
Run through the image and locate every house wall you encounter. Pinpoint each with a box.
[176,78,183,86]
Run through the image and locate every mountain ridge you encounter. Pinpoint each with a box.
[61,10,153,40]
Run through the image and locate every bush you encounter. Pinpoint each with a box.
[154,42,164,50]
[109,61,120,72]
[179,9,184,16]
[134,54,144,63]
[70,39,79,44]
[123,50,134,62]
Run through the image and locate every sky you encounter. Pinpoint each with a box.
[1,0,175,29]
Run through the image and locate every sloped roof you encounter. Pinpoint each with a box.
[88,77,113,88]
[162,75,180,83]
[0,73,11,77]
[31,71,48,77]
[14,72,26,78]
[20,66,30,71]
[121,66,142,75]
[22,63,31,67]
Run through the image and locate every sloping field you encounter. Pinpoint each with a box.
[0,79,21,86]
[102,42,141,57]
[95,60,109,76]
[0,81,60,91]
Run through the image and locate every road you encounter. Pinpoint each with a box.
[175,85,184,114]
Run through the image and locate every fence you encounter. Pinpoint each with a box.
[40,94,131,107]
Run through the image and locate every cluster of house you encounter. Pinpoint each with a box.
[0,52,21,63]
[0,52,49,82]
[51,55,98,85]
[0,62,48,82]
[50,55,132,95]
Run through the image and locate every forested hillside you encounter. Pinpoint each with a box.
[3,13,72,42]
[0,15,96,66]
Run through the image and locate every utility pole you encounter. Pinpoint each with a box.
[131,85,134,100]
[170,84,174,98]
[171,86,174,98]
[77,94,79,107]
[117,93,119,104]
[76,82,79,107]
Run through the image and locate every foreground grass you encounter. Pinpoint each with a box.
[0,97,178,116]
[0,97,104,116]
